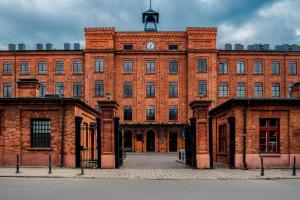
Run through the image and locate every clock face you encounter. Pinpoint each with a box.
[147,42,155,50]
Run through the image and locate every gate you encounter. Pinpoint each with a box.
[114,117,124,168]
[185,117,197,168]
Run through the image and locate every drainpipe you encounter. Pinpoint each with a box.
[242,100,249,170]
[14,51,17,97]
[60,99,65,167]
[283,52,287,97]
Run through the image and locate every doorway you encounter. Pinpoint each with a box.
[146,130,155,152]
[124,130,132,152]
[169,131,178,152]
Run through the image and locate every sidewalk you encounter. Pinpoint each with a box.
[0,167,299,180]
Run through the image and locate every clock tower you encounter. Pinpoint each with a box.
[142,0,159,32]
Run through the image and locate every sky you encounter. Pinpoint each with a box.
[0,0,300,50]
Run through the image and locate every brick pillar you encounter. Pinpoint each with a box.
[98,100,119,169]
[17,78,40,97]
[189,100,212,169]
[291,82,300,98]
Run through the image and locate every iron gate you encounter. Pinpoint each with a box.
[114,117,124,168]
[185,117,197,168]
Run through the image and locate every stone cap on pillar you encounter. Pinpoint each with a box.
[97,100,119,119]
[189,100,212,110]
[97,100,119,110]
[291,82,300,98]
[17,78,40,97]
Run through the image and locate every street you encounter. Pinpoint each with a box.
[0,178,299,200]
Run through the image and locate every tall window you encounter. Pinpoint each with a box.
[198,58,207,72]
[20,61,29,74]
[3,61,12,75]
[254,82,263,98]
[55,82,64,96]
[73,61,82,74]
[95,58,104,72]
[31,119,51,148]
[169,60,178,73]
[55,61,64,74]
[260,119,279,153]
[218,61,228,74]
[73,82,82,97]
[95,80,104,97]
[254,61,263,74]
[218,125,227,153]
[123,61,133,73]
[146,82,155,97]
[236,61,245,74]
[39,83,47,97]
[146,105,155,121]
[124,106,132,121]
[236,82,246,98]
[123,82,133,98]
[272,83,280,97]
[271,61,280,74]
[3,83,12,97]
[288,62,297,75]
[219,82,228,97]
[38,61,47,74]
[198,80,207,97]
[146,60,155,74]
[169,105,178,121]
[169,82,178,97]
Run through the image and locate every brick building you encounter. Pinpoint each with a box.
[0,6,300,168]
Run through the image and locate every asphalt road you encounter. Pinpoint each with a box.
[0,178,299,200]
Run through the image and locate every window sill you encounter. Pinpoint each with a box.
[218,73,228,75]
[145,73,155,75]
[123,96,133,99]
[3,74,13,76]
[28,148,52,151]
[95,72,105,74]
[123,73,133,75]
[253,73,263,75]
[145,96,155,98]
[38,74,48,75]
[169,97,178,99]
[73,73,83,75]
[168,73,179,75]
[197,71,208,73]
[55,73,65,75]
[259,153,281,157]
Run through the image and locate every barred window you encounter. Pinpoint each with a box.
[198,58,207,72]
[169,60,178,73]
[38,61,47,74]
[123,61,133,73]
[254,83,263,98]
[73,61,83,74]
[20,61,29,74]
[3,83,12,97]
[254,61,263,74]
[271,61,280,75]
[198,80,207,97]
[236,82,246,98]
[31,119,51,148]
[95,80,104,97]
[95,58,104,72]
[169,105,178,121]
[272,83,280,97]
[169,82,178,98]
[146,105,155,121]
[55,61,64,74]
[55,82,64,96]
[236,61,245,74]
[146,60,155,74]
[124,106,132,121]
[73,82,82,97]
[39,83,47,97]
[218,61,228,74]
[219,82,228,97]
[3,61,12,75]
[288,62,297,75]
[124,82,133,98]
[146,82,155,97]
[260,119,279,153]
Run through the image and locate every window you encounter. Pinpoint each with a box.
[288,62,297,75]
[146,60,155,74]
[55,61,64,74]
[95,80,104,97]
[169,105,178,121]
[198,80,207,97]
[198,58,207,72]
[3,83,12,97]
[271,61,280,74]
[38,61,47,74]
[124,106,132,121]
[20,61,29,74]
[124,44,133,50]
[218,125,227,153]
[219,82,228,97]
[123,61,133,73]
[272,83,280,97]
[73,61,82,74]
[169,82,178,98]
[218,61,228,74]
[254,61,263,74]
[73,82,82,97]
[236,82,246,98]
[3,61,12,75]
[146,105,155,121]
[31,119,51,148]
[124,82,133,98]
[39,83,47,97]
[169,60,178,73]
[168,44,178,50]
[55,82,64,96]
[146,82,155,97]
[236,61,245,74]
[95,58,104,72]
[288,83,294,98]
[260,119,279,153]
[254,83,263,98]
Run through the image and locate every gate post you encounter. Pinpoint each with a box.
[189,100,212,169]
[98,100,119,169]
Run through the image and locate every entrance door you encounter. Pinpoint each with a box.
[124,130,132,152]
[169,131,178,152]
[146,130,155,152]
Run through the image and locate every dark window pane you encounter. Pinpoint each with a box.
[198,58,207,72]
[169,60,178,73]
[169,82,178,97]
[146,60,155,74]
[95,80,104,97]
[31,119,51,148]
[198,80,207,97]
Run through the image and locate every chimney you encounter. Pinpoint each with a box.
[291,82,300,98]
[17,79,40,97]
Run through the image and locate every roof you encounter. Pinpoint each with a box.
[209,98,300,116]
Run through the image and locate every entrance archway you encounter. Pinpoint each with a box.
[169,131,178,152]
[124,130,132,152]
[146,130,155,152]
